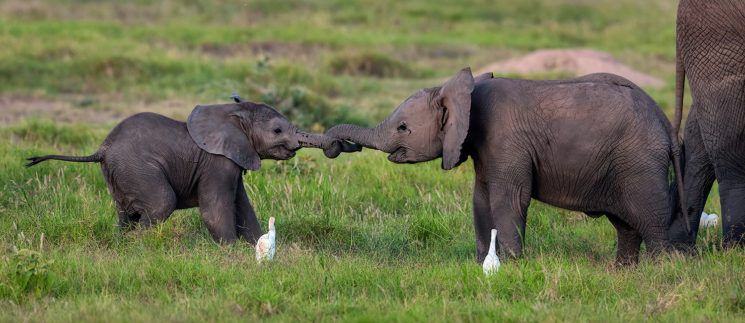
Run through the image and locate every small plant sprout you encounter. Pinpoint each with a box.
[483,229,500,276]
[255,217,276,263]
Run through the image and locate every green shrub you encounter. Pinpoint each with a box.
[327,52,417,78]
[3,248,56,300]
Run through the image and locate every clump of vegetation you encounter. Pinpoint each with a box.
[1,248,56,301]
[247,60,372,130]
[327,52,417,78]
[259,84,367,131]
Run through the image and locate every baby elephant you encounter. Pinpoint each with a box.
[327,68,687,265]
[27,101,361,243]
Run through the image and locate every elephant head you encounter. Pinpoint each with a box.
[188,101,361,170]
[325,68,474,170]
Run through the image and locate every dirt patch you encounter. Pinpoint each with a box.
[477,49,665,88]
[0,95,192,126]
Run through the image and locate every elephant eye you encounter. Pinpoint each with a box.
[273,128,282,134]
[397,123,408,132]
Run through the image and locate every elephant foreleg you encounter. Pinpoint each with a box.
[481,180,531,260]
[235,178,263,244]
[198,172,239,243]
[473,180,494,263]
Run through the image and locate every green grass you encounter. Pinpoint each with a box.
[1,0,742,321]
[0,121,745,321]
[1,121,740,321]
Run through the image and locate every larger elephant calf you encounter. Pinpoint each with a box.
[327,68,686,265]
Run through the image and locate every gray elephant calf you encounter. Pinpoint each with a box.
[27,101,361,243]
[327,68,686,265]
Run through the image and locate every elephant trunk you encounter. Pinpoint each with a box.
[296,131,361,158]
[325,124,392,153]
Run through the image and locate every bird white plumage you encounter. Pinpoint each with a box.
[700,212,719,228]
[255,217,276,263]
[482,229,500,275]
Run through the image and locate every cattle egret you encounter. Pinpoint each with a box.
[700,212,719,228]
[483,229,501,275]
[255,217,276,263]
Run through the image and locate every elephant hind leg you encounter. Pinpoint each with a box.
[117,209,140,231]
[104,163,177,230]
[709,131,745,246]
[718,183,745,247]
[618,173,672,258]
[607,214,642,266]
[698,82,745,247]
[138,194,177,228]
[121,178,177,228]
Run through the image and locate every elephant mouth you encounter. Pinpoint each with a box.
[273,146,297,160]
[388,147,439,164]
[283,149,297,159]
[388,147,413,164]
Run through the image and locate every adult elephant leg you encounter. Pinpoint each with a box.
[705,86,745,247]
[719,181,745,246]
[713,130,745,247]
[606,214,642,266]
[670,113,715,250]
[235,177,262,244]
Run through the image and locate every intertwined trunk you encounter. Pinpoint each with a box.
[325,124,393,153]
[296,131,360,158]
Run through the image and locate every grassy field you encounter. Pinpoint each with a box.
[1,0,743,321]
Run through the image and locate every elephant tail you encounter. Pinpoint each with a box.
[673,48,685,143]
[672,40,691,234]
[25,151,103,167]
[671,138,691,234]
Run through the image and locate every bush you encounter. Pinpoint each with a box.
[257,82,371,131]
[327,52,417,78]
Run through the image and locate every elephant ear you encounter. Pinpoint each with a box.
[473,71,494,83]
[437,67,474,170]
[187,103,260,171]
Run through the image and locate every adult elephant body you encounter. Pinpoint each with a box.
[328,69,683,265]
[668,0,745,248]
